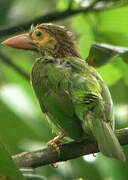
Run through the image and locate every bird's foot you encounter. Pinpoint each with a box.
[47,133,65,155]
[50,163,58,168]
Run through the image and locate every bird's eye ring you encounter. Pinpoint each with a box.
[31,29,43,41]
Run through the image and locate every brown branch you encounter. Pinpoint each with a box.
[0,51,30,81]
[13,128,128,168]
[0,1,127,38]
[0,0,100,37]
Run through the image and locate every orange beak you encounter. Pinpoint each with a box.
[2,34,36,51]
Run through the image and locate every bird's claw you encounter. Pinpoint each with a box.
[47,139,61,155]
[50,163,58,168]
[47,133,65,155]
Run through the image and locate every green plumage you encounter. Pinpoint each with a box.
[31,56,125,161]
[2,23,125,162]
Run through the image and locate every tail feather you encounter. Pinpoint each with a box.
[90,118,125,162]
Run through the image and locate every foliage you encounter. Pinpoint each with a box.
[0,141,25,180]
[0,0,128,179]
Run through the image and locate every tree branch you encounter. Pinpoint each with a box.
[13,128,128,169]
[0,0,101,37]
[0,1,127,38]
[0,51,29,81]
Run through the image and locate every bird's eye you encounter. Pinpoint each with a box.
[36,31,42,37]
[32,30,43,40]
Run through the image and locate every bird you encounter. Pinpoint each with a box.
[2,23,125,161]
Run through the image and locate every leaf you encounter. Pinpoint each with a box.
[23,174,46,180]
[95,31,128,47]
[0,0,14,25]
[0,140,25,180]
[73,14,95,58]
[97,63,121,86]
[87,43,128,68]
[21,169,46,180]
[96,5,128,35]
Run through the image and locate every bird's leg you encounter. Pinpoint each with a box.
[47,133,65,155]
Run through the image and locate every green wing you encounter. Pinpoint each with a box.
[32,56,125,161]
[68,57,125,161]
[31,57,84,140]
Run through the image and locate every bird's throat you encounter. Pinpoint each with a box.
[40,44,81,59]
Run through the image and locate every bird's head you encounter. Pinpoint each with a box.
[2,23,81,58]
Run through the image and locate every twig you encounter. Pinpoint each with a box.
[13,128,128,168]
[0,0,99,37]
[0,0,127,38]
[0,51,29,81]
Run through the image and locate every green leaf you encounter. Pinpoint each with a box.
[87,43,128,68]
[21,169,46,180]
[121,52,128,64]
[0,0,14,25]
[0,140,25,180]
[73,14,95,58]
[95,31,128,47]
[23,174,46,180]
[96,5,128,35]
[97,63,121,86]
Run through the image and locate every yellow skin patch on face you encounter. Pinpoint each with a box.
[31,28,56,50]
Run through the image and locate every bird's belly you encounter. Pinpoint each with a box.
[40,90,84,141]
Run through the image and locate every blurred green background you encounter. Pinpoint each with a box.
[0,0,128,179]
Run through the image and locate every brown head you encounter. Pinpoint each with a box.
[2,23,81,58]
